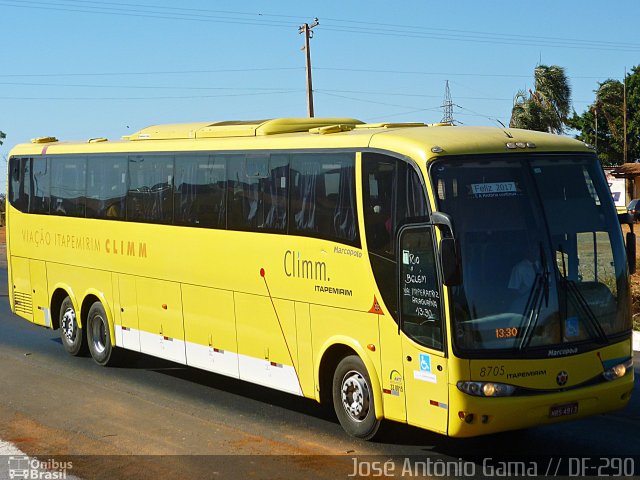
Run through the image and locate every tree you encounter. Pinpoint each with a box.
[566,80,624,165]
[568,66,640,165]
[627,65,640,162]
[509,65,572,134]
[0,130,5,146]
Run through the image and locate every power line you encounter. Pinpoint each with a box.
[0,67,303,78]
[315,91,442,111]
[319,15,640,49]
[364,107,445,122]
[0,81,596,105]
[0,81,300,91]
[319,26,640,53]
[56,0,304,20]
[0,67,615,81]
[12,0,640,51]
[2,0,639,52]
[316,67,615,80]
[319,22,640,51]
[0,90,299,101]
[0,0,298,27]
[454,104,507,126]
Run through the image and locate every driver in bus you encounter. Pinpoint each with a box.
[507,243,542,315]
[508,243,540,295]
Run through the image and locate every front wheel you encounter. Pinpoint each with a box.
[332,355,381,440]
[87,302,117,366]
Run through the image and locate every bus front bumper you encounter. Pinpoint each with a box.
[446,372,634,438]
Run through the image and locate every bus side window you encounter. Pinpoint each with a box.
[29,157,50,214]
[227,154,288,232]
[50,156,86,217]
[9,157,28,213]
[9,157,51,215]
[290,153,359,246]
[362,153,428,319]
[363,158,395,256]
[174,155,227,228]
[263,154,289,231]
[127,155,173,224]
[86,156,127,220]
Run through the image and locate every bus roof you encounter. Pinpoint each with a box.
[9,117,592,161]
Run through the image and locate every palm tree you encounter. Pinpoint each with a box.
[594,79,624,143]
[509,65,572,134]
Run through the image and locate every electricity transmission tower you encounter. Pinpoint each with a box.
[441,80,455,124]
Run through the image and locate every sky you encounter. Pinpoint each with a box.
[1,0,639,192]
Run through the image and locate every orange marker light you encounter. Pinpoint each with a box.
[367,344,376,352]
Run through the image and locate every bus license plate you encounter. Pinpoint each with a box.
[549,402,578,418]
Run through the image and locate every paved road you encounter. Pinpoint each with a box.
[0,267,638,479]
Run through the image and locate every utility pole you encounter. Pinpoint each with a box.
[623,67,628,163]
[299,18,319,118]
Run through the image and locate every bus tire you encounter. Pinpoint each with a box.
[87,301,116,366]
[332,355,381,440]
[59,296,87,356]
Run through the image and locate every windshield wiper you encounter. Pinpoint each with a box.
[562,279,609,343]
[557,245,609,344]
[518,243,550,351]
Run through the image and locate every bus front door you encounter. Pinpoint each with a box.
[398,224,449,434]
[400,337,448,433]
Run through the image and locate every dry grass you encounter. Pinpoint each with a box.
[631,278,640,331]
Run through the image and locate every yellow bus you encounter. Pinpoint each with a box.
[6,118,635,439]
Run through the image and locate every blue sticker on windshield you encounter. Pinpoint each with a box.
[565,317,580,338]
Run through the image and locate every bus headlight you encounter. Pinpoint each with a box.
[603,358,633,381]
[456,381,517,397]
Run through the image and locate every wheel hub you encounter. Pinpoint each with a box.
[341,371,370,421]
[91,315,107,354]
[61,308,76,340]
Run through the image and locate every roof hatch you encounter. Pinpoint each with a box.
[124,118,364,140]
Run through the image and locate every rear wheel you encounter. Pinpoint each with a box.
[332,355,381,440]
[59,296,87,356]
[87,302,116,366]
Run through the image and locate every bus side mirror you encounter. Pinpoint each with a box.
[431,212,462,286]
[619,213,636,274]
[626,232,636,275]
[440,237,462,286]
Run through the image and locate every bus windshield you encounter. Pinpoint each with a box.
[430,154,630,357]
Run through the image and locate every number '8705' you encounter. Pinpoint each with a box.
[479,365,505,377]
